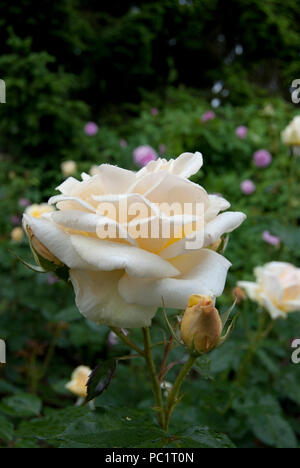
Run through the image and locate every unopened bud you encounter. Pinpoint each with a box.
[26,226,62,266]
[233,286,247,304]
[181,295,223,354]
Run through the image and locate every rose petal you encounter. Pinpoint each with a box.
[70,235,180,278]
[119,249,231,308]
[70,269,156,327]
[23,214,90,269]
[171,151,203,177]
[204,211,246,247]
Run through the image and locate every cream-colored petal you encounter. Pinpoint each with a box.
[91,164,136,194]
[204,211,246,247]
[50,210,137,245]
[70,269,156,328]
[56,177,82,195]
[119,249,231,309]
[260,294,286,319]
[171,152,203,177]
[23,214,90,269]
[282,298,300,312]
[49,195,96,213]
[205,195,231,222]
[237,281,260,302]
[70,235,179,278]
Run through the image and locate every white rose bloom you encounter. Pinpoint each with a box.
[238,262,300,319]
[281,116,300,146]
[23,152,246,328]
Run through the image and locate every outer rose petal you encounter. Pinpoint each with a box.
[23,214,90,269]
[237,281,260,302]
[204,211,246,247]
[70,235,180,278]
[91,164,136,194]
[136,151,203,179]
[171,152,203,177]
[118,249,231,309]
[260,294,286,319]
[205,195,231,222]
[70,270,156,328]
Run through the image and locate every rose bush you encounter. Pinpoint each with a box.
[23,152,246,328]
[238,262,300,319]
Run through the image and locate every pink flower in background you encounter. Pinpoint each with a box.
[120,139,128,148]
[133,145,157,167]
[151,107,159,116]
[262,230,280,246]
[236,126,248,139]
[201,111,215,122]
[107,331,119,348]
[240,179,256,195]
[253,149,272,168]
[18,198,31,207]
[11,215,21,226]
[159,143,167,154]
[84,121,98,136]
[47,274,58,285]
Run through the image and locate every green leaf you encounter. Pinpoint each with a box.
[59,420,165,448]
[16,406,89,440]
[7,248,46,273]
[0,393,42,418]
[86,359,117,402]
[233,390,297,448]
[168,426,235,448]
[0,414,14,441]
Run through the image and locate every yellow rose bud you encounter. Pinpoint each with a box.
[181,294,223,353]
[26,226,62,266]
[66,366,92,398]
[11,227,24,243]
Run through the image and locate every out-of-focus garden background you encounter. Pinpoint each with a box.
[0,0,300,448]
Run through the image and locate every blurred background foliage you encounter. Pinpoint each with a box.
[0,0,300,448]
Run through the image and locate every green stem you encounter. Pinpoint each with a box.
[142,328,165,428]
[164,355,196,431]
[110,327,144,356]
[235,311,271,384]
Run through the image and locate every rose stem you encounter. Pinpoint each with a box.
[158,334,173,382]
[142,327,165,428]
[110,327,144,356]
[164,355,197,432]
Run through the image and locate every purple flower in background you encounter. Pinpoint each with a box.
[159,143,167,154]
[18,198,31,207]
[262,230,280,246]
[84,121,98,136]
[240,179,256,195]
[107,331,119,348]
[201,110,215,122]
[11,215,21,226]
[253,149,272,168]
[47,274,58,285]
[133,145,157,167]
[236,126,248,139]
[120,138,128,148]
[151,107,159,116]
